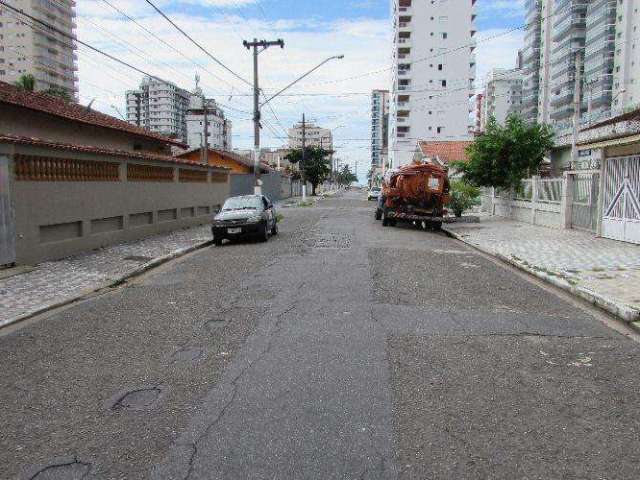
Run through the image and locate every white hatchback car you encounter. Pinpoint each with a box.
[367,186,382,201]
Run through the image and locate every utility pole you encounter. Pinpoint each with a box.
[301,113,307,200]
[243,38,285,194]
[201,95,209,164]
[571,51,583,170]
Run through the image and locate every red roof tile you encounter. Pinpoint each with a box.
[0,134,229,170]
[0,81,187,148]
[418,140,473,164]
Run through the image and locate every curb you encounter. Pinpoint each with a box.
[0,239,213,330]
[443,227,640,327]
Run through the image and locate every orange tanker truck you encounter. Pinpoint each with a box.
[375,162,450,230]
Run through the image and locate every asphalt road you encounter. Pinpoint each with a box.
[2,191,640,479]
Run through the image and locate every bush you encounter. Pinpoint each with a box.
[449,180,480,217]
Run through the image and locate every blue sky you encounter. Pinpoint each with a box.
[77,0,526,184]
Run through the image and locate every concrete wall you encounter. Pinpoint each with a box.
[2,144,229,265]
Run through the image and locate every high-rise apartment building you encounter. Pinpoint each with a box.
[612,0,640,114]
[126,77,191,142]
[389,0,477,167]
[288,121,333,151]
[583,0,617,124]
[481,69,524,130]
[526,0,633,133]
[548,0,588,133]
[186,91,232,151]
[522,0,542,123]
[0,0,78,97]
[371,89,390,168]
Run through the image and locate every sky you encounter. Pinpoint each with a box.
[75,0,525,184]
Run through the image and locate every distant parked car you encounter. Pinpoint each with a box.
[368,186,382,201]
[211,195,277,245]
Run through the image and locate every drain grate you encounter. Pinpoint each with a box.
[123,255,153,262]
[108,386,164,411]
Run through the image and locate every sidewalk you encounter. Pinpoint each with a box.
[0,225,212,328]
[443,216,640,325]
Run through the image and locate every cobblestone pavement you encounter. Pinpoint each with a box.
[0,225,212,327]
[444,216,640,317]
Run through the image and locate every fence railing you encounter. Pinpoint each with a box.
[483,175,567,229]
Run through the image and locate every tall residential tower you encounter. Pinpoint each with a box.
[371,89,390,169]
[389,0,476,167]
[0,0,78,97]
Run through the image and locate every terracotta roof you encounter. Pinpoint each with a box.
[581,106,640,131]
[0,134,229,170]
[176,147,274,172]
[418,140,473,164]
[0,81,187,148]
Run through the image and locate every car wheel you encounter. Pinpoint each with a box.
[214,237,223,246]
[260,222,269,242]
[271,221,278,235]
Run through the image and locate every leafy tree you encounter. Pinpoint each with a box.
[448,180,480,217]
[336,164,358,186]
[451,115,554,190]
[285,146,333,195]
[14,73,35,92]
[45,86,72,102]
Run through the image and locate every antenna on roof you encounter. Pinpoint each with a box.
[86,98,96,111]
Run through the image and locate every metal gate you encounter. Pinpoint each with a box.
[602,156,640,244]
[570,172,600,232]
[0,156,16,266]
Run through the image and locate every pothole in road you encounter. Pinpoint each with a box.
[107,386,164,411]
[304,233,352,249]
[29,458,91,480]
[172,346,205,363]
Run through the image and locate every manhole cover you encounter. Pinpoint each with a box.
[123,255,153,262]
[205,319,227,330]
[30,458,90,479]
[172,346,205,362]
[108,386,164,411]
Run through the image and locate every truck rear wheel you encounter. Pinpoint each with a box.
[381,208,391,227]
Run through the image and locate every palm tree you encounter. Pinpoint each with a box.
[14,73,35,92]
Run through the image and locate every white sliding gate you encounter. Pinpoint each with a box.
[0,156,16,266]
[602,156,640,244]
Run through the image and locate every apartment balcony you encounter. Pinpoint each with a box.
[397,4,413,15]
[398,21,412,32]
[397,101,410,109]
[397,37,412,47]
[552,15,586,41]
[550,91,574,108]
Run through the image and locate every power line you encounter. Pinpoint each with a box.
[144,0,253,88]
[98,0,240,92]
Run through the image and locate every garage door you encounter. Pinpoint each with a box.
[602,156,640,244]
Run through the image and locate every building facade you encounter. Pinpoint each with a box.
[0,0,78,98]
[481,69,524,129]
[185,94,232,151]
[389,0,476,167]
[612,0,640,115]
[126,77,191,142]
[371,89,389,169]
[288,121,333,151]
[522,0,542,123]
